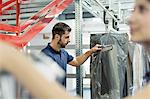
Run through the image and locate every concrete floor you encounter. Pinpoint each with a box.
[68,87,91,99]
[67,78,91,99]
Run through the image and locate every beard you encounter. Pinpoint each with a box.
[58,40,67,48]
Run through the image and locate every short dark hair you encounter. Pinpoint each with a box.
[52,22,71,39]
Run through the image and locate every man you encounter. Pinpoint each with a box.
[41,22,102,86]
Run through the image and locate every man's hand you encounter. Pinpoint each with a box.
[90,44,102,53]
[69,44,102,67]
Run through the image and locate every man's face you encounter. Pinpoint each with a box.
[128,0,150,42]
[58,31,70,48]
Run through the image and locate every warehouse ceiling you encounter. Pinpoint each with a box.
[59,0,135,22]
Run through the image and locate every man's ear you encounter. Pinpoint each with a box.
[55,34,60,40]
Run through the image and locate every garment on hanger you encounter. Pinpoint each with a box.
[90,33,129,99]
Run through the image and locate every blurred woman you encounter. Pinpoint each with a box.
[126,0,150,98]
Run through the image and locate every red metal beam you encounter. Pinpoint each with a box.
[0,0,16,15]
[0,4,15,15]
[0,23,18,32]
[0,0,15,8]
[0,0,2,15]
[16,0,20,35]
[1,0,15,7]
[46,0,73,17]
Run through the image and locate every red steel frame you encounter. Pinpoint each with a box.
[0,0,2,15]
[16,0,20,36]
[0,0,73,48]
[0,0,16,14]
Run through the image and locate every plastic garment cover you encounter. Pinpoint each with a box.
[132,44,145,95]
[0,53,65,99]
[142,44,150,81]
[144,51,150,83]
[90,33,129,99]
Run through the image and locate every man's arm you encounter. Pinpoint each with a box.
[68,44,102,67]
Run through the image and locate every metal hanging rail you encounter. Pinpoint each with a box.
[82,0,119,22]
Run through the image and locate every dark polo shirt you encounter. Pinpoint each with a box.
[41,43,74,86]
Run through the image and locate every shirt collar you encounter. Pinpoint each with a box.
[47,43,61,54]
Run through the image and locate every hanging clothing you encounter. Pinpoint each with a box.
[143,51,150,83]
[90,33,129,99]
[132,44,145,95]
